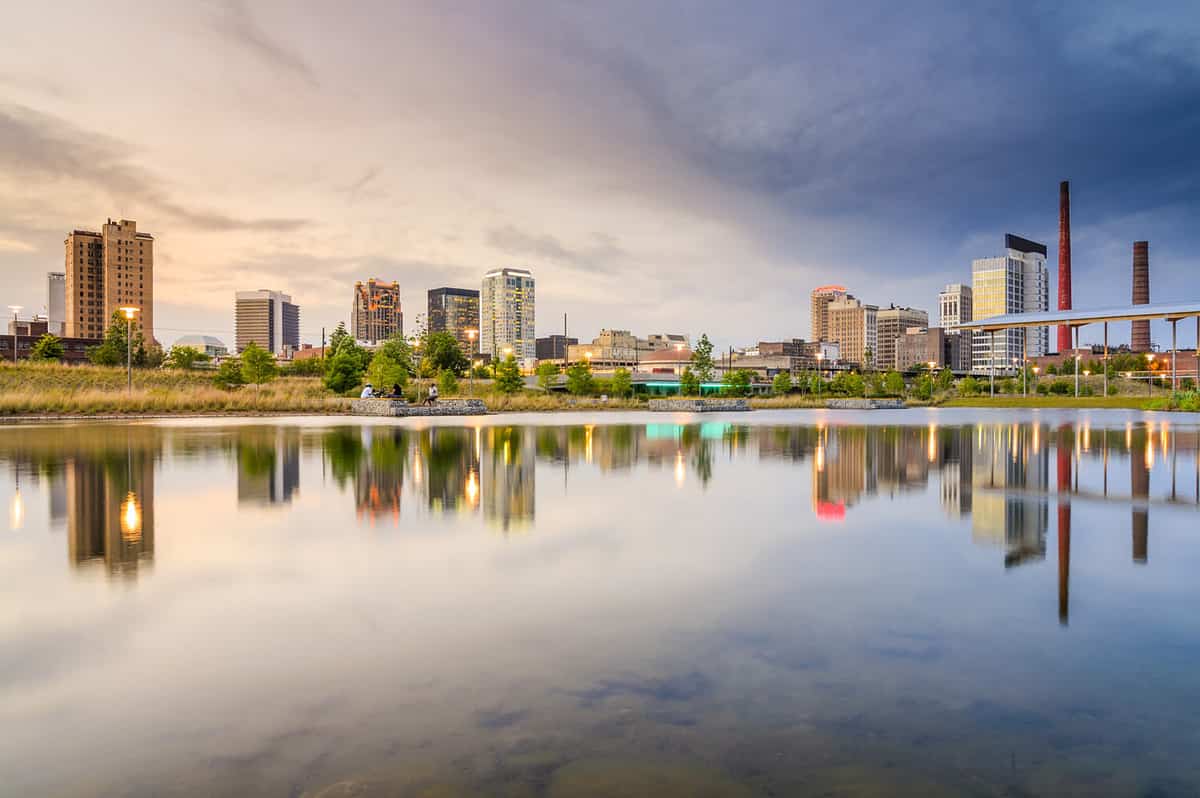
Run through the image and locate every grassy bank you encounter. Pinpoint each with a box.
[942,395,1159,410]
[0,362,341,416]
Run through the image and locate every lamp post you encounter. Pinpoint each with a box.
[119,306,139,395]
[7,305,21,363]
[466,328,478,395]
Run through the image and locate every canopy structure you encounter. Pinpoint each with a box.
[958,300,1200,396]
[958,301,1200,332]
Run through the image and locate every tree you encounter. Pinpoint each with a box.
[863,346,875,372]
[915,374,934,400]
[772,371,793,396]
[958,376,980,395]
[213,358,245,390]
[325,350,366,394]
[936,367,954,392]
[241,342,278,390]
[494,354,523,393]
[536,361,560,392]
[418,331,469,376]
[721,369,752,397]
[831,372,865,397]
[284,356,325,376]
[29,333,64,362]
[691,334,715,382]
[163,345,209,370]
[328,322,354,355]
[565,361,595,395]
[810,374,828,395]
[88,310,147,367]
[679,366,701,396]
[610,367,633,398]
[883,370,905,396]
[366,336,414,392]
[437,369,459,396]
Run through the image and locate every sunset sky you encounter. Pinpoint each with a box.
[3,0,1199,349]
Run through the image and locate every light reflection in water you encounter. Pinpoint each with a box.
[1,417,1200,797]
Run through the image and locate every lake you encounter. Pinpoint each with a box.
[2,410,1200,797]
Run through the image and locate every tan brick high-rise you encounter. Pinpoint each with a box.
[64,219,154,342]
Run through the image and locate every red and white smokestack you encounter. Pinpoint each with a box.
[1131,241,1150,352]
[1056,181,1073,353]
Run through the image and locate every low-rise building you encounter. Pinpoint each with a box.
[895,327,972,372]
[171,335,229,358]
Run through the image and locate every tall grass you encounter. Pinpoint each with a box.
[0,361,342,415]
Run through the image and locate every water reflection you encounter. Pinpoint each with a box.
[2,420,1199,581]
[3,415,1200,795]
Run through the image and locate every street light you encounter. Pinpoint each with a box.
[465,328,478,395]
[119,306,139,394]
[7,305,21,364]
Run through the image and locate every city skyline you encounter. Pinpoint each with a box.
[2,2,1199,354]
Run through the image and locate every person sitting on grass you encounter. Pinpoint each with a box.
[388,383,403,398]
[360,383,375,399]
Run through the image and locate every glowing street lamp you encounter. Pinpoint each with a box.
[119,306,139,394]
[465,329,478,394]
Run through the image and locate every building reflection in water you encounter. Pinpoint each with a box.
[1,420,1197,594]
[0,429,164,578]
[237,427,300,506]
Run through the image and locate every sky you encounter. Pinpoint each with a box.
[2,0,1200,351]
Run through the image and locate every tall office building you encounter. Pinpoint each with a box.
[876,305,929,370]
[428,287,480,354]
[235,290,300,355]
[971,235,1049,375]
[810,285,848,342]
[47,272,66,335]
[480,268,535,362]
[351,278,402,344]
[64,218,154,341]
[939,284,972,329]
[827,296,878,367]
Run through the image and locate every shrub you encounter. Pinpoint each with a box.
[493,355,523,394]
[536,361,560,391]
[565,362,595,395]
[437,369,459,396]
[1049,379,1071,395]
[958,376,980,395]
[213,358,245,390]
[610,367,633,398]
[29,334,65,362]
[771,371,793,396]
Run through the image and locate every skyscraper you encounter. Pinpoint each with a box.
[428,287,480,354]
[64,218,154,341]
[875,305,929,370]
[351,278,402,344]
[47,272,66,335]
[827,295,878,367]
[810,285,848,342]
[938,283,972,330]
[480,268,535,362]
[235,290,300,355]
[971,235,1049,375]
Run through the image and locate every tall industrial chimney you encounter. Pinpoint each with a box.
[1056,181,1073,353]
[1131,241,1150,352]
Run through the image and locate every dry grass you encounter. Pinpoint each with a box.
[479,392,643,412]
[0,361,342,416]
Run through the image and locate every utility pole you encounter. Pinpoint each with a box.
[321,326,326,360]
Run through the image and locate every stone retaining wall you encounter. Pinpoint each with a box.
[648,398,751,412]
[350,398,488,416]
[824,398,907,410]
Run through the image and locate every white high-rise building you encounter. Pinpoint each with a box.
[939,283,972,330]
[47,272,66,335]
[971,235,1049,375]
[481,268,535,365]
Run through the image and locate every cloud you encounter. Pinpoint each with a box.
[0,237,35,253]
[0,105,308,233]
[210,0,319,88]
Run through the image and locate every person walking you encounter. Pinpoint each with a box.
[425,383,438,406]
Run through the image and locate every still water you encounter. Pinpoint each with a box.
[3,410,1200,797]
